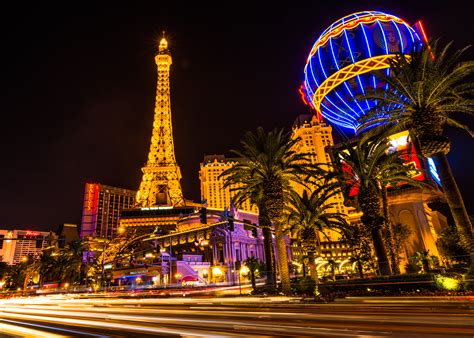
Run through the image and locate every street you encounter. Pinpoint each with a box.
[0,294,472,337]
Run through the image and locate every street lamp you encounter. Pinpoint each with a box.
[175,272,182,284]
[238,266,250,296]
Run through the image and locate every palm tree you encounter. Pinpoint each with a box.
[221,173,276,287]
[0,262,9,281]
[38,253,57,288]
[325,258,339,281]
[362,40,474,270]
[221,127,315,294]
[286,186,348,286]
[4,264,24,291]
[60,240,84,287]
[243,256,263,291]
[333,133,419,275]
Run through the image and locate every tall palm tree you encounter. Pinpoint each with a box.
[221,172,276,287]
[38,253,57,288]
[333,133,419,275]
[61,240,84,286]
[286,186,348,286]
[362,40,474,270]
[221,127,315,294]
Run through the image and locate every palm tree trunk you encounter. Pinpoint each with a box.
[432,153,474,271]
[263,226,276,287]
[275,227,291,295]
[381,186,399,274]
[250,271,256,290]
[259,206,276,287]
[357,260,364,279]
[307,250,318,282]
[371,227,392,276]
[23,271,30,291]
[360,190,392,276]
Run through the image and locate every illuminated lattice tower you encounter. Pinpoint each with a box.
[136,36,185,207]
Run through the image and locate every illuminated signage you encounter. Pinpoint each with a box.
[25,231,40,236]
[427,158,441,186]
[140,206,173,211]
[85,183,100,212]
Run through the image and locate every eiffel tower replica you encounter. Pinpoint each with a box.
[120,35,197,236]
[136,34,185,208]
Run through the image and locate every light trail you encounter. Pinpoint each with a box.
[0,294,472,337]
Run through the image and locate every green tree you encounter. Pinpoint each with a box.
[341,222,375,278]
[286,186,348,287]
[325,258,339,281]
[333,133,416,275]
[4,264,24,291]
[60,240,84,287]
[390,223,412,271]
[437,225,470,264]
[363,41,474,272]
[38,253,57,288]
[410,250,439,273]
[0,262,9,281]
[243,257,263,291]
[221,127,315,294]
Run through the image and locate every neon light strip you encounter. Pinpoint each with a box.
[376,20,390,91]
[416,20,434,59]
[305,57,355,126]
[311,54,405,114]
[328,37,361,117]
[307,12,411,62]
[316,46,357,123]
[358,18,378,98]
[343,17,370,111]
[306,54,355,124]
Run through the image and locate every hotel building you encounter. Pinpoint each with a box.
[0,229,53,265]
[199,155,257,213]
[80,183,136,239]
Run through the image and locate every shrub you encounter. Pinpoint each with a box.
[434,273,462,291]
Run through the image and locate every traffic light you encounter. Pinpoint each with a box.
[228,218,234,232]
[200,207,207,224]
[251,227,258,238]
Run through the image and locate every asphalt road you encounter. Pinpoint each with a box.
[0,294,472,337]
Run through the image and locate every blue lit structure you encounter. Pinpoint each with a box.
[303,11,423,133]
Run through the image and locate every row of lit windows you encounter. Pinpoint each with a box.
[321,252,352,257]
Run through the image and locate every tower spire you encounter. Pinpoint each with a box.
[136,36,185,207]
[159,31,168,53]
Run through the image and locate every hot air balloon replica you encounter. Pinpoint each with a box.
[303,11,424,134]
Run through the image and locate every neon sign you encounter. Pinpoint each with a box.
[427,158,441,186]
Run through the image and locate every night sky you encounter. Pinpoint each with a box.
[1,1,472,232]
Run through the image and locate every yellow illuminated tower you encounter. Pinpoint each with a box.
[292,114,361,240]
[136,35,185,207]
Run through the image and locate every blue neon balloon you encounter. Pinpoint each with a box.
[304,11,423,133]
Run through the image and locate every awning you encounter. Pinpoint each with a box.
[181,275,198,282]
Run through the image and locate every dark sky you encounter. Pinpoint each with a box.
[1,1,472,231]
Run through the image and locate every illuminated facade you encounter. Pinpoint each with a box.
[199,155,257,213]
[291,114,360,241]
[135,36,185,207]
[80,183,136,239]
[113,207,288,286]
[0,230,53,265]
